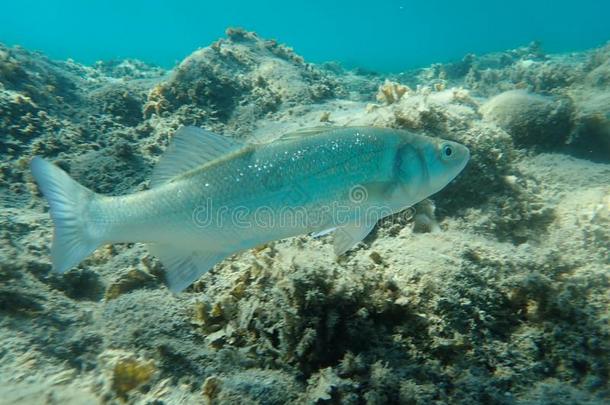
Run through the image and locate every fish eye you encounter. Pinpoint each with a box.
[441,144,453,159]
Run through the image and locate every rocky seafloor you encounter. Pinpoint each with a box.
[0,29,609,404]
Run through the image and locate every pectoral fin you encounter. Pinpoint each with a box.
[148,244,229,293]
[333,222,376,256]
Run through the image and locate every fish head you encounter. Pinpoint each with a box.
[397,135,470,196]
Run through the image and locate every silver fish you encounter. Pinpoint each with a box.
[31,126,469,292]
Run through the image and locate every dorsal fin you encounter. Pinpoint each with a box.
[276,126,340,141]
[150,126,243,187]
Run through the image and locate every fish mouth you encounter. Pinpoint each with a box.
[444,143,470,186]
[452,143,470,175]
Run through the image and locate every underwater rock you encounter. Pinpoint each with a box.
[0,380,98,405]
[92,59,165,80]
[366,86,479,135]
[568,47,610,161]
[0,44,83,111]
[68,139,150,194]
[412,42,584,95]
[583,43,610,87]
[146,28,339,130]
[480,90,574,149]
[570,90,610,160]
[0,88,45,149]
[88,84,146,126]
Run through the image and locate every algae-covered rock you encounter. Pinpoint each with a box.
[571,90,610,159]
[88,84,146,126]
[0,44,82,109]
[480,90,574,149]
[208,369,301,405]
[583,42,610,87]
[568,45,610,161]
[147,28,339,131]
[412,42,584,96]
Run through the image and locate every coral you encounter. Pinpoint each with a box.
[375,79,410,104]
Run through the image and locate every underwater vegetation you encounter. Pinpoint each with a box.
[0,29,609,404]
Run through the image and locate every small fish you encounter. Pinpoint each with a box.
[31,126,469,292]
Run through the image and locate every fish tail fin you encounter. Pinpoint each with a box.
[30,157,102,273]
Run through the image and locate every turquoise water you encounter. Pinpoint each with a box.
[1,0,608,71]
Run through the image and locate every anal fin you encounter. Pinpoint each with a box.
[333,222,376,256]
[148,244,229,293]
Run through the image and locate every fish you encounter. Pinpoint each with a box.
[30,126,469,292]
